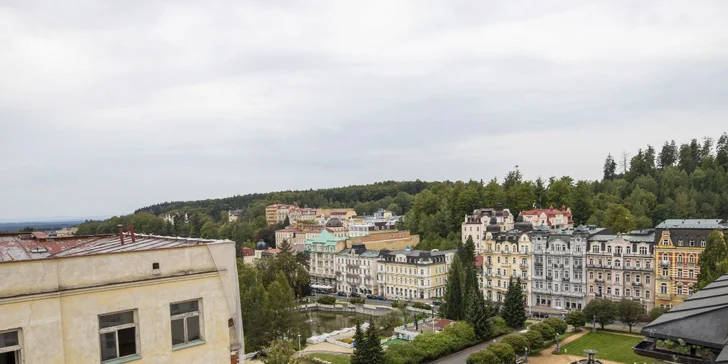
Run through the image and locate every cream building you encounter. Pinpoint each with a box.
[520,205,574,229]
[481,216,534,305]
[304,230,349,287]
[377,249,456,299]
[586,231,656,312]
[462,205,514,252]
[335,244,380,295]
[0,229,243,364]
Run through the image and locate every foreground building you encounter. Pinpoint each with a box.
[586,230,656,312]
[0,229,243,364]
[653,219,728,309]
[378,249,456,299]
[482,215,534,304]
[634,273,728,364]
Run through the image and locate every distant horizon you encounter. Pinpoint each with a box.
[0,216,111,224]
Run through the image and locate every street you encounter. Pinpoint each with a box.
[429,335,505,364]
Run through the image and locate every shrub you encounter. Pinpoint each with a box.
[486,343,516,364]
[543,318,568,335]
[501,334,529,355]
[384,321,476,364]
[377,309,404,330]
[467,350,499,364]
[317,296,336,305]
[491,316,511,336]
[522,330,544,349]
[413,302,432,310]
[531,323,555,341]
[648,307,669,322]
[349,298,365,304]
[565,311,587,328]
[391,300,408,309]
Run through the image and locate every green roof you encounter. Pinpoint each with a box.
[305,229,347,246]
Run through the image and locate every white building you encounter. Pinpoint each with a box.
[462,205,514,252]
[335,244,381,295]
[0,229,243,364]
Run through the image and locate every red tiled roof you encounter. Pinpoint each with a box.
[263,248,281,254]
[435,319,455,330]
[521,205,573,224]
[474,255,484,268]
[241,247,255,256]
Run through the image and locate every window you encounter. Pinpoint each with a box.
[646,291,651,299]
[689,270,694,278]
[625,288,631,297]
[678,255,683,263]
[662,268,668,276]
[701,240,706,247]
[99,310,138,362]
[615,288,620,296]
[661,284,667,294]
[640,247,648,255]
[0,330,22,364]
[646,276,651,284]
[171,300,203,348]
[678,269,683,278]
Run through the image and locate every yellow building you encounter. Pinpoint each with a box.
[377,249,456,300]
[481,216,533,305]
[0,230,242,364]
[653,219,727,309]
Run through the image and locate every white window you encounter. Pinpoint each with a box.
[99,310,139,362]
[0,329,22,364]
[171,300,203,348]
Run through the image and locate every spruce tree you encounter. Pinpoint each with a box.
[351,321,367,364]
[364,318,385,364]
[459,236,476,270]
[501,277,527,329]
[444,255,464,320]
[697,231,728,289]
[464,286,492,340]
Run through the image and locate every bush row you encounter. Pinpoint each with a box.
[385,322,476,364]
[467,317,567,364]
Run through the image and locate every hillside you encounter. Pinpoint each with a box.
[75,133,728,252]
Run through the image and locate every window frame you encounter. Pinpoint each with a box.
[0,328,23,364]
[170,299,204,349]
[98,310,140,363]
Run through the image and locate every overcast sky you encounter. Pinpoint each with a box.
[2,1,728,221]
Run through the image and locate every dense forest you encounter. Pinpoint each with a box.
[75,134,728,252]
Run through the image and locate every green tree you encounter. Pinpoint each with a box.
[266,271,298,340]
[648,307,669,322]
[501,334,529,355]
[617,299,644,332]
[697,230,728,289]
[522,330,544,350]
[501,277,527,328]
[546,176,574,208]
[363,318,385,364]
[602,204,637,233]
[262,340,298,364]
[583,299,617,329]
[377,309,404,330]
[604,154,617,180]
[238,264,270,351]
[530,323,555,341]
[565,311,587,329]
[467,350,499,364]
[463,286,492,340]
[486,343,516,364]
[659,140,678,169]
[351,322,367,364]
[444,255,464,320]
[543,318,568,335]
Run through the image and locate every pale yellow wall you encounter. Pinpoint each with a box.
[0,242,242,364]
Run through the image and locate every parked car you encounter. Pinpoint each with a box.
[432,300,442,306]
[532,312,549,318]
[376,296,387,300]
[366,294,376,299]
[337,291,347,297]
[350,292,361,298]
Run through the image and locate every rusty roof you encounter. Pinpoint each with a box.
[0,233,232,263]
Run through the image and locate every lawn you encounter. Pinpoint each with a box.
[558,332,653,364]
[308,353,351,364]
[382,338,408,346]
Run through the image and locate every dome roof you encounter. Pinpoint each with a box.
[486,216,500,233]
[514,214,533,232]
[535,223,550,232]
[255,239,269,250]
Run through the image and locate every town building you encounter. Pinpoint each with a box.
[241,247,255,264]
[634,273,728,364]
[228,209,243,222]
[653,219,728,309]
[530,225,607,312]
[462,205,515,251]
[0,228,243,364]
[520,205,574,229]
[481,215,534,304]
[335,244,380,295]
[265,204,292,225]
[377,249,456,300]
[349,209,401,237]
[304,230,349,287]
[586,230,656,312]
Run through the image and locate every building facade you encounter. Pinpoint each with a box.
[335,244,380,295]
[530,226,603,312]
[377,249,456,300]
[304,230,348,287]
[482,216,534,304]
[586,230,656,312]
[462,206,515,252]
[0,230,243,364]
[520,205,573,229]
[653,219,728,309]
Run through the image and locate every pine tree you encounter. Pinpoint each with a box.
[459,236,476,270]
[444,255,464,320]
[363,318,385,364]
[603,154,617,180]
[697,231,728,289]
[351,321,367,364]
[501,277,527,329]
[464,286,492,339]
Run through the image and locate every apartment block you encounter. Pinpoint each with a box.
[520,205,573,229]
[377,249,456,300]
[462,205,514,252]
[481,215,534,304]
[335,244,380,295]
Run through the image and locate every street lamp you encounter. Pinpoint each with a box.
[298,333,301,351]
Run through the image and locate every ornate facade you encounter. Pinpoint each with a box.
[481,216,533,304]
[377,249,456,299]
[462,205,514,253]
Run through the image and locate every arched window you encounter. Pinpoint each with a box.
[662,253,668,261]
[522,258,527,265]
[678,255,683,263]
[497,257,501,263]
[512,257,516,264]
[660,283,667,294]
[689,255,695,263]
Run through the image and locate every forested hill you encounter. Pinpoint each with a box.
[76,134,728,252]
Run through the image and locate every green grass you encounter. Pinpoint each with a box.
[382,339,408,346]
[308,353,351,364]
[557,332,653,364]
[531,331,579,354]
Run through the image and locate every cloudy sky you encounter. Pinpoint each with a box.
[2,1,728,221]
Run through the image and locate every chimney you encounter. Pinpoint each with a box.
[117,224,125,245]
[127,224,136,243]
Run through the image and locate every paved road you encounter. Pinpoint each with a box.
[308,293,441,309]
[430,335,506,364]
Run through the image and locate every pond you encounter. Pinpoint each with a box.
[296,310,374,339]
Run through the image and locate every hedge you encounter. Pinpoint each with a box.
[385,322,476,364]
[543,318,568,335]
[522,330,544,350]
[486,343,516,364]
[466,350,499,364]
[501,334,529,355]
[317,296,336,305]
[530,323,556,341]
[349,298,365,304]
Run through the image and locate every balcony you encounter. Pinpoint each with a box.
[586,264,601,269]
[546,276,553,281]
[613,252,622,257]
[659,260,671,267]
[485,262,492,267]
[532,287,551,294]
[562,277,570,281]
[657,275,672,281]
[534,262,543,267]
[563,291,584,298]
[595,279,604,284]
[655,293,672,300]
[632,282,643,287]
[519,264,529,270]
[573,265,583,269]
